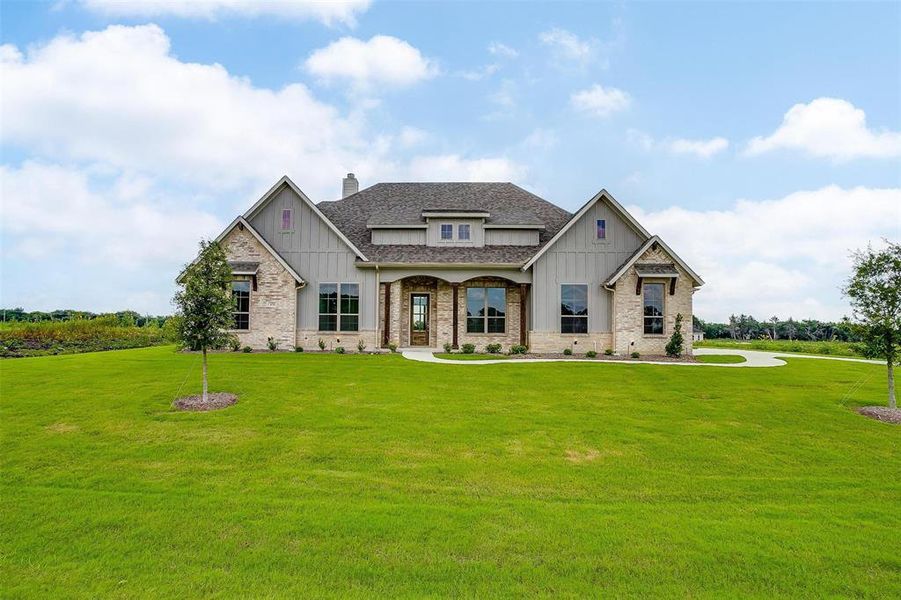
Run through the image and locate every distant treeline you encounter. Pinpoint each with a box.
[695,314,858,342]
[0,308,169,327]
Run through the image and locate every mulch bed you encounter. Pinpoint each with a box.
[173,392,237,412]
[503,353,696,363]
[856,406,901,424]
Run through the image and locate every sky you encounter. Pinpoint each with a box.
[1,0,899,321]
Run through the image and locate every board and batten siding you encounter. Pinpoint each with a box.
[248,185,377,331]
[371,228,427,245]
[484,229,540,246]
[530,199,646,333]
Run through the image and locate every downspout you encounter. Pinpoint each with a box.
[375,265,381,350]
[603,283,616,354]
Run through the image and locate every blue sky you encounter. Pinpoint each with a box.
[1,0,899,320]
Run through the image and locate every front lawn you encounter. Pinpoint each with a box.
[2,347,898,597]
[696,338,861,358]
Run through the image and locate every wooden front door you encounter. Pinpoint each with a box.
[410,293,430,346]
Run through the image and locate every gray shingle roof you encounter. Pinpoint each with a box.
[228,261,260,273]
[634,263,679,276]
[318,182,572,265]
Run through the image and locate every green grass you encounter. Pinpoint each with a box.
[696,338,861,358]
[2,347,899,598]
[696,354,747,364]
[434,353,510,360]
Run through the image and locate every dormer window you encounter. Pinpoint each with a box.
[440,224,453,240]
[458,224,471,240]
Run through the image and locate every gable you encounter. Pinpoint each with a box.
[605,236,704,287]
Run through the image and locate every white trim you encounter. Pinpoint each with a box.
[367,223,428,230]
[522,189,651,271]
[605,235,705,287]
[559,283,590,334]
[483,223,545,230]
[243,175,369,261]
[316,282,361,333]
[216,217,306,285]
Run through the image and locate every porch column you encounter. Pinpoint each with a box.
[383,282,391,347]
[451,283,459,349]
[519,283,529,347]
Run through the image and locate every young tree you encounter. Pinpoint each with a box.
[843,241,901,409]
[173,240,234,403]
[770,316,779,340]
[665,313,685,357]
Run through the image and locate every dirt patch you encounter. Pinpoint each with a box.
[565,448,600,463]
[173,392,237,412]
[857,406,901,424]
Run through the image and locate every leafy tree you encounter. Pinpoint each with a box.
[173,240,234,403]
[665,313,685,357]
[843,241,900,409]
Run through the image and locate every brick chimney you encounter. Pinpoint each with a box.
[342,173,359,198]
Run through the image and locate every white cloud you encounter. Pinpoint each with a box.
[538,27,595,64]
[522,128,559,151]
[628,130,729,158]
[629,185,901,321]
[488,42,518,59]
[396,126,428,148]
[305,35,437,89]
[457,63,500,81]
[77,0,370,26]
[404,155,526,182]
[571,84,630,118]
[0,25,514,200]
[746,98,901,160]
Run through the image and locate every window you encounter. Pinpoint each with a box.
[232,280,250,330]
[281,208,294,231]
[440,223,453,240]
[643,283,664,335]
[458,223,471,240]
[466,287,506,333]
[319,283,359,332]
[596,219,606,239]
[561,284,588,334]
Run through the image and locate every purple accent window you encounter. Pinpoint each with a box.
[596,219,606,239]
[281,209,293,231]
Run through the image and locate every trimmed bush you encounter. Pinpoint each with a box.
[294,346,304,352]
[604,348,614,356]
[335,346,345,354]
[387,342,398,353]
[665,313,684,357]
[267,337,279,351]
[443,342,453,353]
[509,344,527,355]
[357,339,367,353]
[242,346,252,353]
[586,350,597,358]
[318,338,326,351]
[486,343,502,354]
[461,343,475,354]
[563,348,573,356]
[631,351,640,359]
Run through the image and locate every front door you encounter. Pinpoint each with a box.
[410,293,430,346]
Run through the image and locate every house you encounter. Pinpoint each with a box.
[203,174,703,355]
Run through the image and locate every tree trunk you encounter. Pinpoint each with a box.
[202,347,208,404]
[888,360,896,410]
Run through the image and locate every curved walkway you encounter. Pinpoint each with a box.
[402,347,884,368]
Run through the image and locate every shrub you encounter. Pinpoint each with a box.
[586,350,597,358]
[604,348,614,356]
[242,346,252,353]
[294,345,304,352]
[461,343,475,354]
[335,346,345,354]
[357,339,366,353]
[563,348,573,356]
[665,313,684,357]
[318,338,326,351]
[509,344,527,355]
[443,342,453,353]
[631,351,640,359]
[0,317,171,358]
[486,343,502,354]
[230,336,241,352]
[267,337,279,351]
[387,342,398,353]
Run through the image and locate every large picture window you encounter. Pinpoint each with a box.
[561,284,588,333]
[466,287,506,333]
[319,283,360,332]
[232,280,250,330]
[643,282,665,335]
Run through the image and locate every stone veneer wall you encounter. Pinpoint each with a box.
[527,332,614,355]
[454,278,521,351]
[295,329,379,352]
[221,226,297,350]
[612,244,694,356]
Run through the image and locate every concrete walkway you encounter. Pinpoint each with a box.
[402,347,884,368]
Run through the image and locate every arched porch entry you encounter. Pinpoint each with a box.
[379,272,530,351]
